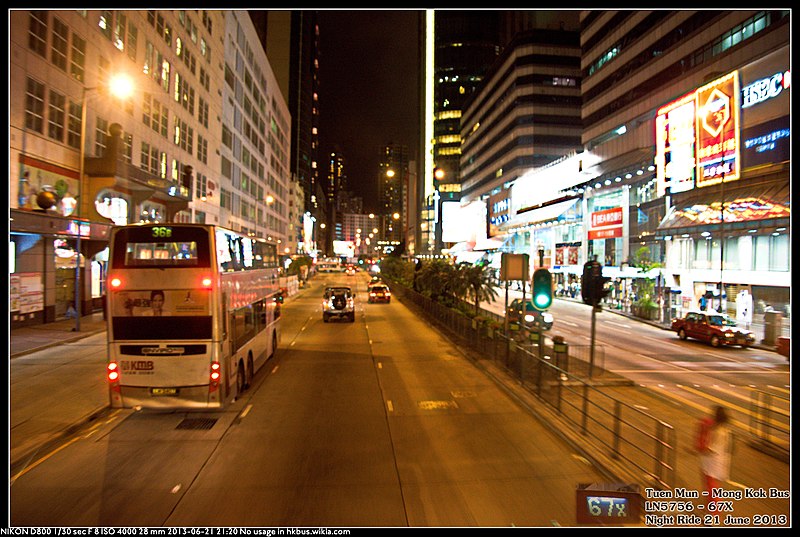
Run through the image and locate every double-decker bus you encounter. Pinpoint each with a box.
[105,224,282,409]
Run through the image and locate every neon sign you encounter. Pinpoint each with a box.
[695,71,740,187]
[742,70,790,108]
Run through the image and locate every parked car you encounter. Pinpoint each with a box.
[322,286,355,322]
[367,284,391,303]
[671,311,755,348]
[506,298,553,331]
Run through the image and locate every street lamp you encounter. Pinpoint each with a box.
[74,73,134,332]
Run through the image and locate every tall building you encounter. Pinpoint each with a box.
[470,10,790,326]
[250,10,323,253]
[432,11,503,184]
[578,10,790,319]
[379,143,410,244]
[10,10,290,327]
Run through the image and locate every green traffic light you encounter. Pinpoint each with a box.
[532,268,552,311]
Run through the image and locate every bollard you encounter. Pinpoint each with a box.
[553,335,568,372]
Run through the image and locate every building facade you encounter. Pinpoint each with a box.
[10,10,291,327]
[457,10,790,328]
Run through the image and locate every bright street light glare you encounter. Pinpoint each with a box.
[109,73,134,99]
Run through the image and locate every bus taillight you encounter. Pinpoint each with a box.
[109,277,122,288]
[201,276,213,288]
[209,361,221,392]
[107,362,121,392]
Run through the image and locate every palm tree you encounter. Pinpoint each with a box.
[458,262,499,316]
[417,259,456,303]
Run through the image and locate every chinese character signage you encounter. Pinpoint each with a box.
[695,71,741,187]
[588,207,623,240]
[655,71,742,196]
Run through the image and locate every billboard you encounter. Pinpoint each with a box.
[442,200,486,244]
[655,71,742,195]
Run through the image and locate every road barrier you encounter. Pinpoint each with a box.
[748,389,790,461]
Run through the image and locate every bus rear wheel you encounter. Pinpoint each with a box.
[270,332,278,359]
[236,362,247,396]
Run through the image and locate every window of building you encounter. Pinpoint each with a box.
[70,34,86,83]
[127,23,137,61]
[50,16,69,71]
[198,135,208,164]
[98,11,113,41]
[25,77,46,133]
[67,100,82,149]
[28,11,48,58]
[47,89,66,142]
[94,117,108,157]
[113,11,126,51]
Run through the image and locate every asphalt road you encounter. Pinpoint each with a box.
[10,274,608,527]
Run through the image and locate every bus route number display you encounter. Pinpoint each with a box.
[576,483,642,525]
[152,226,173,238]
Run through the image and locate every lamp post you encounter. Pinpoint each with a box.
[718,176,726,314]
[73,74,134,332]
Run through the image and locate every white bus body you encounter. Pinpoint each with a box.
[105,224,282,409]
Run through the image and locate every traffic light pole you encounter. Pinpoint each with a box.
[589,305,597,379]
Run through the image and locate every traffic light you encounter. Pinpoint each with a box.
[581,261,596,306]
[582,260,610,307]
[531,268,553,311]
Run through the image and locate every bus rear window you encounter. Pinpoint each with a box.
[126,241,199,266]
[112,226,211,268]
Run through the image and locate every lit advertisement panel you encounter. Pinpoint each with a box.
[442,201,486,243]
[333,240,355,258]
[695,71,741,187]
[655,91,696,197]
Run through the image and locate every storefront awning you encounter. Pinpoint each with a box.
[506,198,579,229]
[657,179,790,234]
[580,148,654,181]
[453,251,485,265]
[474,237,504,251]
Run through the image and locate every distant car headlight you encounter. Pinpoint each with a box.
[524,314,535,323]
[542,313,553,323]
[724,332,734,338]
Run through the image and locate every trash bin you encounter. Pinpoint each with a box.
[763,311,783,346]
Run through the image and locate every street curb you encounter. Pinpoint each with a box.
[10,327,107,360]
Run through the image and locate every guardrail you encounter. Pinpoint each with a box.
[389,281,677,489]
[748,389,790,461]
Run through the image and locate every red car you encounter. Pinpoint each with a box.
[671,311,755,348]
[367,284,391,303]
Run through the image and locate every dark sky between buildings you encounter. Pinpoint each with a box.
[317,10,420,213]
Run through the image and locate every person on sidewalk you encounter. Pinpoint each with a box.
[695,405,734,512]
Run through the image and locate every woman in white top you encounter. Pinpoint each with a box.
[698,406,734,510]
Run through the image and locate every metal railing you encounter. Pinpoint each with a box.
[748,389,790,461]
[389,281,677,489]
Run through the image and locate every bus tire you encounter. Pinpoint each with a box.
[237,361,247,395]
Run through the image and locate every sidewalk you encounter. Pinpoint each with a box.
[9,311,108,358]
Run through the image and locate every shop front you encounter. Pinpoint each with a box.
[10,209,112,328]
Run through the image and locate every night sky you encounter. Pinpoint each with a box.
[317,10,420,213]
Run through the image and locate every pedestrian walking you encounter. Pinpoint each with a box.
[695,405,734,511]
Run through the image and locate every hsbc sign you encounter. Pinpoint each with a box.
[742,70,791,108]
